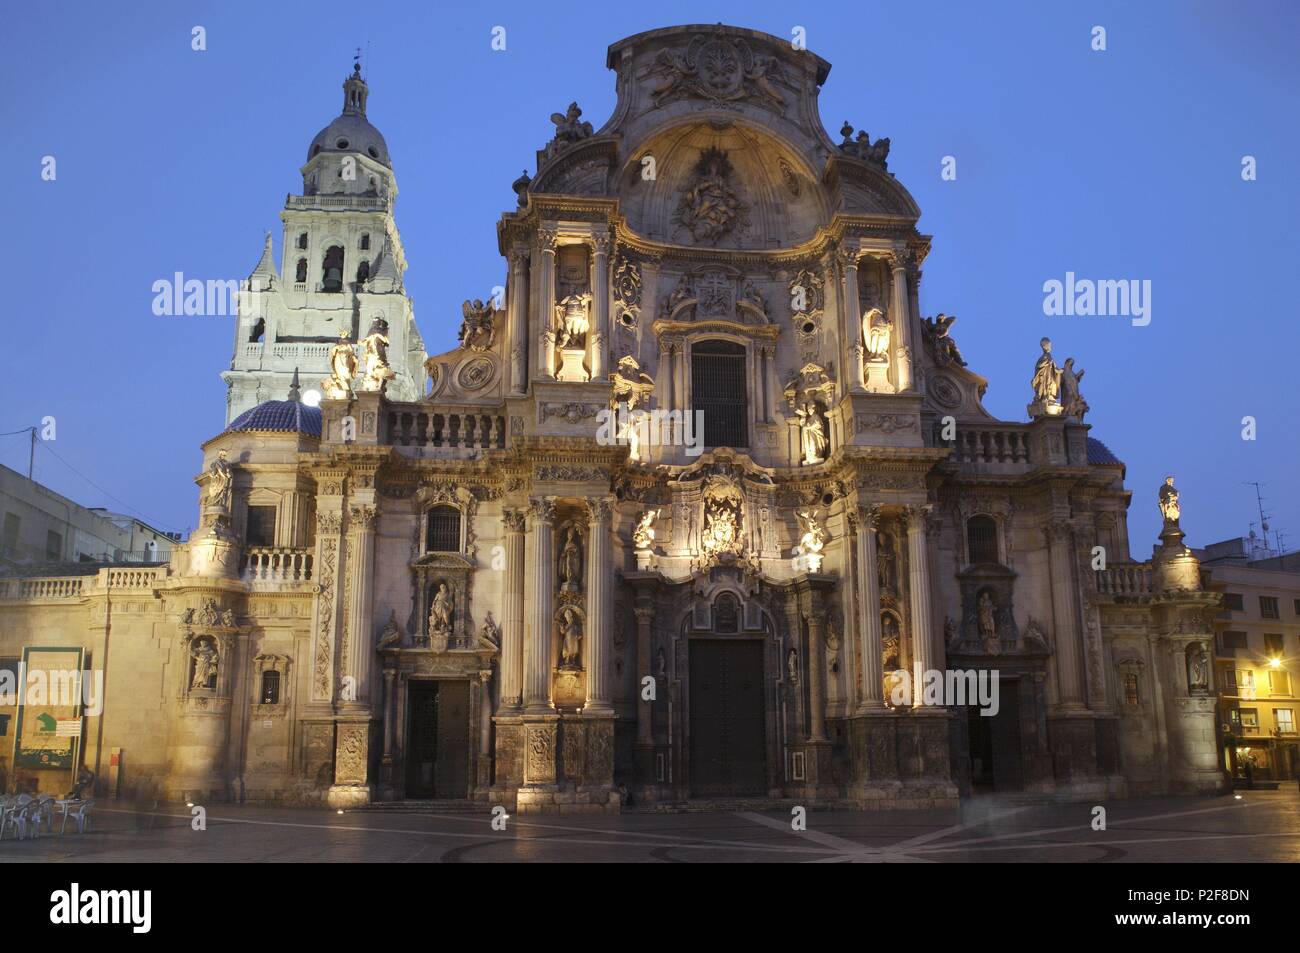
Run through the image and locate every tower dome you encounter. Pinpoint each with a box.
[307,63,392,169]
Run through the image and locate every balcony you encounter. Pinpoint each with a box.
[385,408,506,450]
[242,547,314,584]
[1096,562,1153,597]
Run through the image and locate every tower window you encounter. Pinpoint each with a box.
[335,138,350,149]
[425,505,461,553]
[321,246,345,293]
[260,670,281,705]
[295,258,308,283]
[359,233,370,250]
[691,340,748,448]
[296,232,308,250]
[356,260,370,284]
[245,505,277,547]
[248,317,265,343]
[966,515,999,565]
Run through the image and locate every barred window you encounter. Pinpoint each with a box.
[260,671,281,705]
[966,515,999,565]
[426,505,461,553]
[1123,672,1139,707]
[691,340,748,449]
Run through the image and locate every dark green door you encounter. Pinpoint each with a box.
[405,680,470,798]
[690,639,766,797]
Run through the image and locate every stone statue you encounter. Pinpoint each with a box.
[478,611,501,650]
[1158,476,1180,525]
[656,646,667,677]
[876,534,896,595]
[377,609,403,649]
[1030,337,1062,407]
[863,307,891,363]
[1060,358,1088,420]
[321,330,358,399]
[881,614,901,670]
[1023,616,1048,646]
[1188,643,1210,692]
[558,527,583,592]
[549,102,594,144]
[559,607,583,669]
[206,449,233,511]
[179,607,195,625]
[795,401,828,465]
[554,292,592,351]
[978,591,997,641]
[944,616,959,649]
[633,509,658,550]
[675,147,748,245]
[609,355,655,411]
[839,123,891,167]
[189,637,219,691]
[197,599,220,627]
[458,299,496,351]
[787,648,799,685]
[359,318,395,393]
[220,608,236,627]
[429,582,453,637]
[793,508,827,572]
[922,313,965,367]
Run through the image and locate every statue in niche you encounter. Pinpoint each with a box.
[656,646,667,678]
[881,614,901,670]
[458,299,496,351]
[429,582,453,638]
[189,636,219,692]
[1158,476,1181,525]
[863,307,891,363]
[675,147,749,245]
[787,648,799,685]
[1188,643,1210,692]
[321,329,358,399]
[1060,358,1088,420]
[922,313,966,367]
[702,498,740,558]
[944,616,959,649]
[978,591,998,643]
[553,292,592,350]
[377,610,403,649]
[359,318,395,393]
[558,607,583,669]
[793,508,827,572]
[1030,337,1062,407]
[876,533,896,596]
[795,401,828,465]
[633,509,658,550]
[558,527,583,592]
[206,449,233,511]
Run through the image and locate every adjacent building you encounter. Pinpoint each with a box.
[0,26,1228,810]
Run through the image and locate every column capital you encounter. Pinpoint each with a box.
[586,496,615,523]
[502,507,527,533]
[836,245,861,268]
[509,247,530,269]
[528,496,557,525]
[888,245,911,270]
[537,226,559,252]
[858,503,884,530]
[348,503,378,528]
[591,234,611,257]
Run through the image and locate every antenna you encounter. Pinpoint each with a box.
[1244,481,1281,557]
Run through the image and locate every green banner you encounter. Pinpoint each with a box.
[13,646,85,770]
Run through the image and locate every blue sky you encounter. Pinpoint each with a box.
[1,0,1296,554]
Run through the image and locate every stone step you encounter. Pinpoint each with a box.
[356,799,484,813]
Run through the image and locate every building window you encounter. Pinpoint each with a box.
[1220,631,1247,653]
[691,340,748,449]
[1260,596,1280,619]
[260,670,281,705]
[248,317,265,343]
[1265,633,1284,656]
[321,245,345,293]
[295,258,308,283]
[966,515,999,565]
[245,505,277,548]
[1237,670,1256,698]
[1,513,19,556]
[1223,592,1244,611]
[1268,670,1292,697]
[425,505,461,553]
[359,233,370,250]
[1294,599,1300,616]
[1239,708,1259,732]
[356,260,369,283]
[296,232,308,250]
[45,530,62,561]
[1277,709,1295,734]
[1123,672,1139,707]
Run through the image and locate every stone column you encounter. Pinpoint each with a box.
[309,503,345,704]
[500,508,527,711]
[590,235,610,379]
[1046,521,1087,709]
[905,505,935,699]
[634,604,654,746]
[381,669,396,757]
[536,228,557,380]
[523,497,556,714]
[856,505,885,710]
[889,249,914,392]
[805,604,829,742]
[344,503,377,706]
[584,497,614,713]
[508,247,529,395]
[673,340,687,421]
[840,248,865,392]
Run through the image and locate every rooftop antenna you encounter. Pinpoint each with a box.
[353,46,362,75]
[1244,481,1279,557]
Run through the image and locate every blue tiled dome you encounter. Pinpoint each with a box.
[1086,437,1122,466]
[227,400,322,437]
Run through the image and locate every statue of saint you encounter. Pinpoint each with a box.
[559,607,583,668]
[881,615,901,670]
[633,509,657,550]
[429,583,453,637]
[978,591,997,640]
[876,534,896,595]
[863,308,891,363]
[796,401,828,465]
[1158,476,1180,525]
[787,648,799,685]
[554,293,592,350]
[1060,358,1088,419]
[360,319,395,393]
[189,637,219,691]
[321,330,358,399]
[206,449,233,511]
[558,527,583,592]
[1030,337,1061,405]
[1188,644,1210,691]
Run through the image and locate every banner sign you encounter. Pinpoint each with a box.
[13,646,85,770]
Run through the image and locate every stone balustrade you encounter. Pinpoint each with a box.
[103,568,163,589]
[1095,562,1153,596]
[242,547,314,583]
[942,424,1032,465]
[386,406,506,450]
[0,577,86,600]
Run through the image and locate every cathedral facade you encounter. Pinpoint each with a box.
[0,26,1224,810]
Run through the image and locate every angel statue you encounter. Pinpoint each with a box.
[923,313,966,367]
[793,508,827,572]
[321,329,358,399]
[633,509,658,551]
[458,299,496,351]
[550,102,594,144]
[360,318,396,393]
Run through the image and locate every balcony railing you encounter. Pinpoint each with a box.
[943,425,1032,465]
[386,409,505,450]
[1095,562,1153,596]
[242,547,314,583]
[0,566,165,601]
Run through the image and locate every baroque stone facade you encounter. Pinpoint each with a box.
[0,26,1224,810]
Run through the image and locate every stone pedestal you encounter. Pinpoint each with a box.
[556,347,590,382]
[863,360,892,394]
[326,720,373,809]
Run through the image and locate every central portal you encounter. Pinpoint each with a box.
[405,680,470,799]
[689,638,766,797]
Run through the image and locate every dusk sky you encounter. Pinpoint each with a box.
[2,0,1296,553]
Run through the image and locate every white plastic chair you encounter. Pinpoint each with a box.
[61,799,93,834]
[0,800,33,841]
[35,795,55,834]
